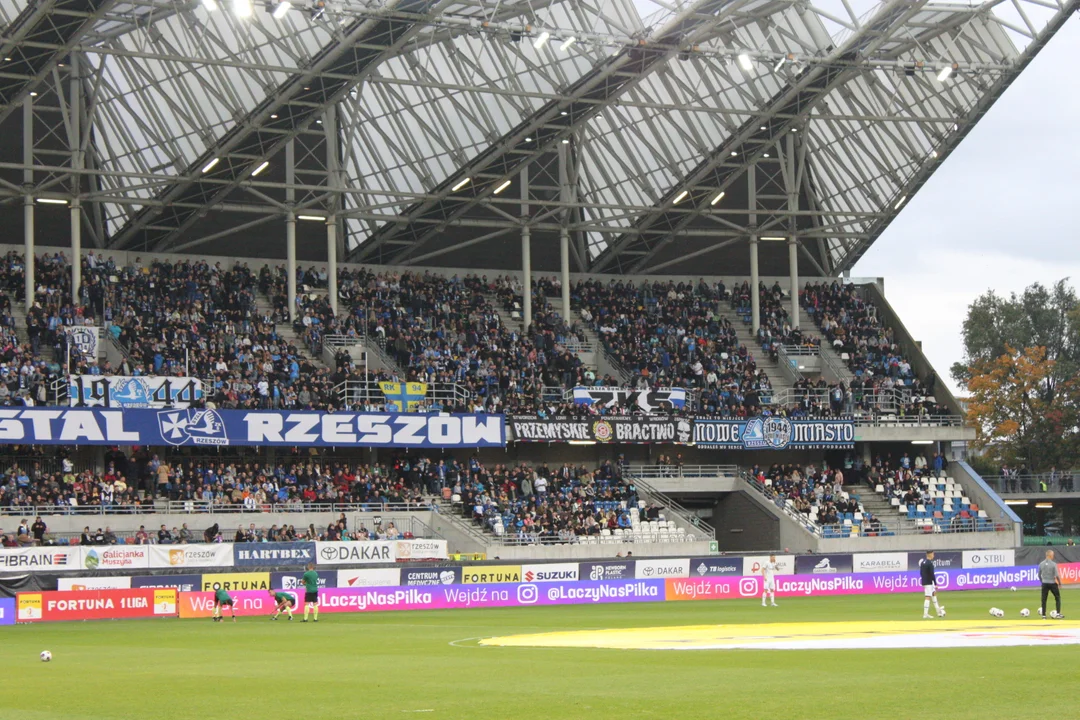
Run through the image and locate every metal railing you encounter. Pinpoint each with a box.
[628,475,716,540]
[623,464,738,480]
[0,501,436,517]
[36,515,443,545]
[335,378,473,409]
[762,386,965,426]
[779,345,820,356]
[981,474,1079,495]
[563,337,596,354]
[324,334,365,351]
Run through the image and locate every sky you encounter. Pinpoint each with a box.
[848,11,1080,397]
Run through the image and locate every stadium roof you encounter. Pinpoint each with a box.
[0,0,1075,274]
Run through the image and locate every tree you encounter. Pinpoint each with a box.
[965,346,1079,472]
[951,279,1080,403]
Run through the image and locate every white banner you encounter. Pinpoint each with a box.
[963,549,1015,569]
[316,541,396,565]
[337,568,401,588]
[853,552,909,573]
[68,375,203,408]
[635,558,690,579]
[394,539,448,561]
[0,547,80,573]
[62,326,101,360]
[148,544,234,569]
[521,563,579,583]
[80,546,150,572]
[58,576,132,591]
[742,555,795,576]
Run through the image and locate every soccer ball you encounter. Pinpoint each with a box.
[989,607,1005,618]
[1020,608,1030,617]
[1010,586,1017,592]
[1050,610,1062,619]
[937,606,946,617]
[40,651,52,662]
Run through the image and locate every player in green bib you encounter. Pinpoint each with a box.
[301,563,320,622]
[269,589,296,620]
[213,587,236,622]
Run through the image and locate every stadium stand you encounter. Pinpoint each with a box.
[454,459,684,545]
[573,278,773,414]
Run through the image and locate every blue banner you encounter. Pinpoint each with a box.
[0,597,13,626]
[0,408,506,448]
[235,542,316,567]
[693,416,854,449]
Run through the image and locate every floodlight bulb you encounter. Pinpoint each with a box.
[273,0,290,18]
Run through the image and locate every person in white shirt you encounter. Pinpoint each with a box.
[761,554,780,607]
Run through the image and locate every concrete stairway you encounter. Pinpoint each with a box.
[723,310,795,397]
[797,306,854,381]
[850,486,920,534]
[254,293,331,372]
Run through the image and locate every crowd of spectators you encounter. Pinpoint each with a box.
[0,513,414,547]
[731,280,820,361]
[749,462,883,534]
[456,458,662,543]
[574,278,774,416]
[0,448,454,513]
[0,251,955,425]
[801,281,919,384]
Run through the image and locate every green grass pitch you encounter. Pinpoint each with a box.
[1,589,1074,720]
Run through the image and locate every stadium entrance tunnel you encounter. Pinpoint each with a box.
[478,620,1080,651]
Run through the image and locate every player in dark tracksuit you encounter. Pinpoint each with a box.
[920,550,944,618]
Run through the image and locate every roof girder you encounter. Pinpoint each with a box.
[0,0,119,124]
[107,0,447,251]
[350,0,774,265]
[589,0,932,274]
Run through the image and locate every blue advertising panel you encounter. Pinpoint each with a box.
[270,570,336,590]
[0,408,505,448]
[0,597,14,626]
[130,574,202,592]
[694,416,855,449]
[688,557,744,576]
[235,542,316,568]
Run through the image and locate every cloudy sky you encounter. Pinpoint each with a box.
[851,14,1080,395]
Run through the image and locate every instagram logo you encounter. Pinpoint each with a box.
[738,577,758,597]
[516,584,539,604]
[934,572,949,590]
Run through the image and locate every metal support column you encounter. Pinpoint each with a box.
[521,165,532,330]
[327,216,339,317]
[23,97,33,308]
[286,138,297,322]
[787,134,800,328]
[325,103,344,294]
[70,56,81,306]
[788,238,799,327]
[748,164,759,334]
[558,142,571,321]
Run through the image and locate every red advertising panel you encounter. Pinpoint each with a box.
[16,588,177,623]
